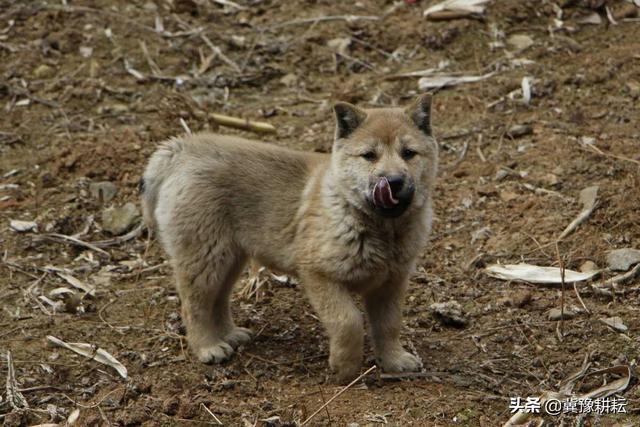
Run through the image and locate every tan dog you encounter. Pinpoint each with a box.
[141,94,438,382]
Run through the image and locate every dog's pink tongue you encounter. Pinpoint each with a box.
[373,177,399,209]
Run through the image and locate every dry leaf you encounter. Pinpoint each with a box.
[47,336,128,379]
[485,263,599,284]
[418,72,494,90]
[56,272,95,296]
[424,0,491,17]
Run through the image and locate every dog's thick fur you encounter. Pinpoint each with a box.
[141,95,438,382]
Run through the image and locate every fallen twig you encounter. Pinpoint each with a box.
[34,233,110,258]
[200,34,241,73]
[300,365,377,426]
[90,224,143,248]
[200,403,224,425]
[268,15,379,30]
[209,113,276,134]
[558,186,598,240]
[212,0,247,10]
[6,350,29,410]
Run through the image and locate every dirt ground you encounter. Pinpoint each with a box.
[2,0,640,425]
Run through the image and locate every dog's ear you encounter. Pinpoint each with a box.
[405,93,432,136]
[333,102,367,139]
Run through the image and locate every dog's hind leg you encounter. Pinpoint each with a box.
[174,245,252,364]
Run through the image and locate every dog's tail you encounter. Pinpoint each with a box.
[140,138,183,233]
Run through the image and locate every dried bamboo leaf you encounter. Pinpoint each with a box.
[485,263,599,284]
[56,272,96,296]
[47,336,128,379]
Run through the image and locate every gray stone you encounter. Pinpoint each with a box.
[507,124,533,139]
[430,301,468,328]
[90,181,118,203]
[600,316,628,333]
[606,248,640,271]
[507,34,534,51]
[101,202,140,235]
[548,307,579,321]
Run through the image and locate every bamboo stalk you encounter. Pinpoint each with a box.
[209,113,276,134]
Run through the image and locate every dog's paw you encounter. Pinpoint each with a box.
[378,349,423,373]
[224,327,253,349]
[329,357,362,384]
[195,341,234,364]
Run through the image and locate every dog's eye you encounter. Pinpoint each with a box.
[401,148,418,160]
[360,151,377,161]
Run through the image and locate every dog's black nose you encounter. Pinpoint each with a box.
[387,176,405,196]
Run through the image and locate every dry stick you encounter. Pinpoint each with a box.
[35,233,110,258]
[580,144,640,167]
[200,34,241,73]
[300,365,377,426]
[267,15,379,30]
[209,113,276,134]
[200,403,223,425]
[91,223,143,248]
[6,350,29,410]
[573,280,590,314]
[425,10,485,21]
[555,243,565,340]
[212,0,247,10]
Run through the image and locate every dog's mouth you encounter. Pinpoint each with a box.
[369,177,413,218]
[372,177,399,209]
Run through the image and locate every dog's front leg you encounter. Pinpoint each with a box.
[364,276,422,373]
[302,273,364,383]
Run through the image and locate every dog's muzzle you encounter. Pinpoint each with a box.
[370,176,414,218]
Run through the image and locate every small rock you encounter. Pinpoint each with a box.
[327,37,351,55]
[79,46,93,58]
[230,35,246,48]
[143,1,158,11]
[548,307,579,321]
[279,73,298,87]
[499,190,519,202]
[10,219,38,232]
[162,396,180,416]
[626,81,640,99]
[606,248,640,271]
[600,316,628,333]
[33,64,55,79]
[97,103,130,115]
[507,124,533,138]
[90,181,118,203]
[430,301,468,328]
[504,290,532,308]
[577,12,602,25]
[580,260,599,273]
[178,402,198,419]
[101,202,140,235]
[507,34,534,51]
[542,173,561,187]
[580,136,596,145]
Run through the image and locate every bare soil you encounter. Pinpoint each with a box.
[1,0,640,425]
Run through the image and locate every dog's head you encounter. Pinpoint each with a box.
[330,94,438,219]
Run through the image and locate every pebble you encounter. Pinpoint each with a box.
[606,248,640,271]
[101,202,140,235]
[430,301,468,328]
[90,181,118,203]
